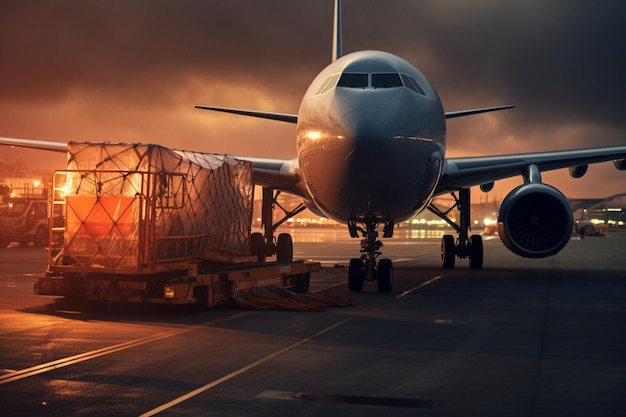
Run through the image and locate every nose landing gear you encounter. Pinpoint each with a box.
[347,215,394,293]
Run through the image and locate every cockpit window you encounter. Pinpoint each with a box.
[333,71,426,94]
[315,73,340,95]
[337,73,369,88]
[401,74,426,95]
[372,73,403,88]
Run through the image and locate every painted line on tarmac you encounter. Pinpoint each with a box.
[139,314,358,417]
[140,273,446,416]
[0,278,348,386]
[391,257,415,263]
[0,311,253,385]
[312,282,346,292]
[396,274,443,299]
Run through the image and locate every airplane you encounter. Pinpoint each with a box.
[2,0,626,293]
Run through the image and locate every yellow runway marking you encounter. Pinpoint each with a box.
[0,311,253,385]
[0,280,345,386]
[141,273,445,416]
[396,275,443,299]
[140,315,357,417]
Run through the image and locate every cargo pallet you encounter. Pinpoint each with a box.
[33,142,321,309]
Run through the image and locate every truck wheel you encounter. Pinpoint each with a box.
[34,226,48,247]
[292,273,310,294]
[193,285,209,311]
[63,275,86,304]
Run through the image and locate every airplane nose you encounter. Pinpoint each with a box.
[341,106,392,143]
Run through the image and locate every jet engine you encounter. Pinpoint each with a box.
[302,197,327,217]
[497,183,573,258]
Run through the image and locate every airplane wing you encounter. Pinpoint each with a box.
[195,104,515,123]
[0,136,68,153]
[0,136,309,198]
[444,105,515,119]
[6,135,626,203]
[233,156,308,198]
[194,106,298,123]
[191,107,306,196]
[436,145,626,194]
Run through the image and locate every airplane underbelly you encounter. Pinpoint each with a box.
[299,138,443,223]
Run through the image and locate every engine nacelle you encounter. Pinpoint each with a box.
[301,197,326,217]
[497,183,573,258]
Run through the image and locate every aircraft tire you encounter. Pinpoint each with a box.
[377,258,393,293]
[276,233,293,262]
[441,234,455,269]
[348,258,364,292]
[469,235,484,269]
[250,232,266,263]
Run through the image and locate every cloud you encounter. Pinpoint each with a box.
[1,0,625,199]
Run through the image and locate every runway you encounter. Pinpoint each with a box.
[1,229,625,416]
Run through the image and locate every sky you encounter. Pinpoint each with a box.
[1,0,626,204]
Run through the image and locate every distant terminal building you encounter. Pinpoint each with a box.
[407,195,626,235]
[573,194,626,235]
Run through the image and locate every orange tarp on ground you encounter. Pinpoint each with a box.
[233,286,355,312]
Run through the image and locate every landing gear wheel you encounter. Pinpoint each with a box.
[348,258,364,292]
[276,233,293,262]
[441,234,455,269]
[469,235,483,269]
[377,258,393,293]
[250,232,265,263]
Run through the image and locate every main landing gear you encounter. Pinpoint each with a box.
[249,187,306,263]
[428,188,483,269]
[347,214,394,293]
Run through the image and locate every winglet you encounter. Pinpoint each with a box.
[332,0,343,62]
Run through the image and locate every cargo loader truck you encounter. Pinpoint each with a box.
[34,142,319,308]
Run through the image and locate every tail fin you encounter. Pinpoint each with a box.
[332,0,342,62]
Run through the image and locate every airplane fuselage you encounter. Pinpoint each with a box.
[296,51,446,223]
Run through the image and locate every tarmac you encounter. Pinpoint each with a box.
[0,230,625,416]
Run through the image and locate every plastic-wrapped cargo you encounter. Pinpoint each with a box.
[51,142,253,271]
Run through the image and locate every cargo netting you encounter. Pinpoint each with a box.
[50,142,253,270]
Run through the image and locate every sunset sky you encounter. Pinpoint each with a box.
[1,0,625,204]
